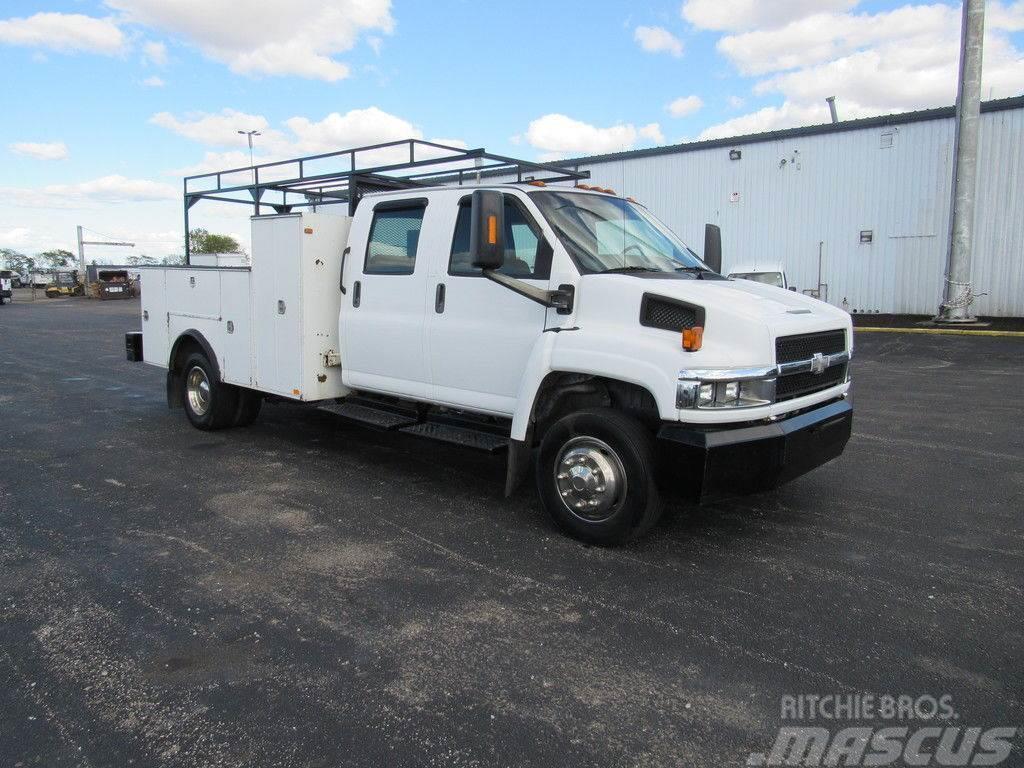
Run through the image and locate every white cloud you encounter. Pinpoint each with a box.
[0,12,124,54]
[105,0,393,81]
[634,25,683,57]
[524,114,663,158]
[151,109,281,149]
[142,75,165,87]
[285,107,421,155]
[698,102,840,140]
[143,39,166,65]
[0,227,32,248]
[154,106,469,178]
[667,95,703,117]
[717,4,961,76]
[697,1,1024,140]
[639,123,665,144]
[1,175,178,209]
[9,141,69,160]
[170,150,263,177]
[681,0,856,32]
[45,175,178,203]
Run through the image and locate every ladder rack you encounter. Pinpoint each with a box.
[182,139,590,263]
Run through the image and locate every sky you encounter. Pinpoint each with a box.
[1,0,1022,261]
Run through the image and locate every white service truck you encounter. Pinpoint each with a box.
[126,141,853,544]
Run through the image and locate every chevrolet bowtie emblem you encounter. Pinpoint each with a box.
[809,352,827,375]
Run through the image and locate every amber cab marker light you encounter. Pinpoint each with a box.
[682,326,703,351]
[527,180,546,187]
[487,215,497,244]
[577,183,594,190]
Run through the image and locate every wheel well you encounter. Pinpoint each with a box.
[528,372,660,445]
[166,331,218,408]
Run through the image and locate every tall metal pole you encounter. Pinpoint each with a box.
[937,0,985,323]
[76,225,85,286]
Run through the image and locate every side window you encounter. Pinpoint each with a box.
[365,204,425,275]
[449,197,550,279]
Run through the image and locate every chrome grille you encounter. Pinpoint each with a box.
[776,364,848,401]
[776,330,846,364]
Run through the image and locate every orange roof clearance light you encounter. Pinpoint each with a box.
[682,326,703,352]
[526,180,546,187]
[577,183,594,190]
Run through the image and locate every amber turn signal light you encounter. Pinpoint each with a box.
[487,215,497,244]
[682,326,703,351]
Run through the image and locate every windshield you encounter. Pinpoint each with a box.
[730,271,784,288]
[530,191,708,274]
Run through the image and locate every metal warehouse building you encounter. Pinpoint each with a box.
[557,96,1024,317]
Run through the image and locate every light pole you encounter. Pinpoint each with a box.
[937,0,985,323]
[237,129,261,168]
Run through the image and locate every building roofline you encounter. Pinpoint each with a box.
[550,95,1024,168]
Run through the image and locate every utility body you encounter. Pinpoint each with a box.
[126,141,853,544]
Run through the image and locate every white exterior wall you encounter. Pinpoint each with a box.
[554,106,1023,316]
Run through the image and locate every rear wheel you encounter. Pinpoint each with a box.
[182,351,238,430]
[536,408,663,545]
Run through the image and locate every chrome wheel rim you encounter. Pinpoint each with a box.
[554,436,626,523]
[186,365,211,416]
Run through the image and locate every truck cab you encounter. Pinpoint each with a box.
[727,262,791,291]
[128,141,852,544]
[0,270,12,304]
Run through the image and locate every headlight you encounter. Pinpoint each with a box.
[677,368,777,410]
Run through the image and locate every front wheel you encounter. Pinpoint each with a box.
[182,351,238,430]
[536,408,663,545]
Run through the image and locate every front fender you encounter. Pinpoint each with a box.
[510,328,678,441]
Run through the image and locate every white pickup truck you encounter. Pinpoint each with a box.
[126,141,852,544]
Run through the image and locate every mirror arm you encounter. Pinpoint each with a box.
[483,270,573,312]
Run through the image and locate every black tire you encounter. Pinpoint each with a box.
[181,351,238,431]
[536,408,663,545]
[232,388,263,427]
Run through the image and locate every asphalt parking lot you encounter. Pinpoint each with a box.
[1,296,1021,767]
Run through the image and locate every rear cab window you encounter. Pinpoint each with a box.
[365,200,427,275]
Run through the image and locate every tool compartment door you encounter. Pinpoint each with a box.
[252,214,303,397]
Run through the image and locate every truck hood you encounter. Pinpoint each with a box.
[572,273,852,370]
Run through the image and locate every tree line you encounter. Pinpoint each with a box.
[0,230,241,274]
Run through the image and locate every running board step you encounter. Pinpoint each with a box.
[398,422,508,453]
[318,401,419,430]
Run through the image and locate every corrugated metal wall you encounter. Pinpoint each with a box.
[552,107,1022,316]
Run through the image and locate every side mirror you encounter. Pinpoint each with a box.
[470,190,505,270]
[703,223,722,274]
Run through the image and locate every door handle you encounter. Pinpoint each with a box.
[435,282,446,313]
[339,246,350,294]
[352,280,361,308]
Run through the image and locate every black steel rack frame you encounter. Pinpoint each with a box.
[182,139,590,263]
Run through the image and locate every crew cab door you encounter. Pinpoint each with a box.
[340,198,433,400]
[426,194,551,415]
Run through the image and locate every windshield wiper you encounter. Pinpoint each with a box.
[598,266,662,274]
[674,265,712,279]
